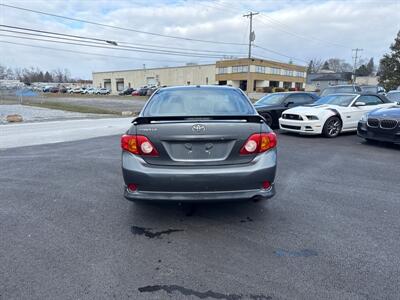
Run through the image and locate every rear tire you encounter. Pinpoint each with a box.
[322,116,342,138]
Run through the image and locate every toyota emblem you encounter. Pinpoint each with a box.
[192,124,206,133]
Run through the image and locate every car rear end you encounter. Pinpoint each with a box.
[121,86,277,202]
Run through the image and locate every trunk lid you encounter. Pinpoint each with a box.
[132,116,262,166]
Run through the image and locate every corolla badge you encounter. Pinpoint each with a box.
[192,124,206,133]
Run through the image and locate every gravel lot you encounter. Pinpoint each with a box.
[0,105,109,124]
[1,132,399,299]
[1,94,148,114]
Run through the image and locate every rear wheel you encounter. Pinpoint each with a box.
[322,116,342,138]
[262,112,273,127]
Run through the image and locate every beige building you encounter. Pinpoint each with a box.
[216,58,307,92]
[92,64,216,93]
[92,58,306,94]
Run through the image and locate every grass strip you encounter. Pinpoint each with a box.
[23,101,120,115]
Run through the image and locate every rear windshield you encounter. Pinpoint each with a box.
[360,86,377,93]
[313,94,356,107]
[143,87,254,116]
[321,86,355,96]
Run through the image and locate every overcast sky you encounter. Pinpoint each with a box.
[1,0,399,79]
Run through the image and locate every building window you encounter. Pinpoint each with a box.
[269,67,281,75]
[295,71,304,77]
[232,65,249,73]
[217,67,228,74]
[255,65,266,73]
[283,82,292,89]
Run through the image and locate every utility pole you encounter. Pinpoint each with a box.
[352,48,363,84]
[243,11,258,93]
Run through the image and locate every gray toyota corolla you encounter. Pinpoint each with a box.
[121,85,277,202]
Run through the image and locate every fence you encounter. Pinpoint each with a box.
[0,87,45,105]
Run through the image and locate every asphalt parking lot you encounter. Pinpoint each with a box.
[1,132,399,299]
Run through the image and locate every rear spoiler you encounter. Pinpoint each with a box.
[132,115,266,124]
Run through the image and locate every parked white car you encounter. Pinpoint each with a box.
[279,93,394,137]
[86,88,97,94]
[97,88,110,95]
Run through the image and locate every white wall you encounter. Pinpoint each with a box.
[93,64,216,94]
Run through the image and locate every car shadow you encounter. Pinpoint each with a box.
[277,129,356,139]
[128,199,274,230]
[359,139,400,150]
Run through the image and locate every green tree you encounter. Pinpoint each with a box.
[378,31,400,90]
[355,64,369,76]
[366,58,374,75]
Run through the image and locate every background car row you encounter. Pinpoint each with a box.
[254,85,400,144]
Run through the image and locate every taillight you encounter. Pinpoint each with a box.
[240,132,277,155]
[121,134,159,156]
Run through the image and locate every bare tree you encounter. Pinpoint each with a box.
[307,58,324,73]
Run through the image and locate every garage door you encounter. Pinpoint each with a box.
[117,81,124,91]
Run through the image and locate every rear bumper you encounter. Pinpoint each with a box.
[123,185,275,202]
[122,149,277,202]
[357,122,400,143]
[279,118,323,135]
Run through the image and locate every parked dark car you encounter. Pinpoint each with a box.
[386,90,400,103]
[320,85,362,97]
[59,87,68,93]
[137,87,149,96]
[146,86,158,96]
[358,105,400,144]
[254,92,319,127]
[119,88,135,95]
[121,85,277,202]
[49,86,59,93]
[360,85,386,94]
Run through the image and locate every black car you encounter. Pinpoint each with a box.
[119,88,135,95]
[254,92,319,127]
[358,105,400,144]
[49,86,59,93]
[136,87,149,96]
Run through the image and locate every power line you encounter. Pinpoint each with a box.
[196,1,350,49]
[0,33,235,59]
[0,40,213,64]
[0,25,245,55]
[256,13,349,49]
[0,3,247,46]
[253,44,308,64]
[0,28,245,57]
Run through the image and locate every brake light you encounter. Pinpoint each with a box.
[121,134,159,156]
[240,132,277,155]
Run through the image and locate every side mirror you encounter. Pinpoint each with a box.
[285,101,294,107]
[355,101,366,107]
